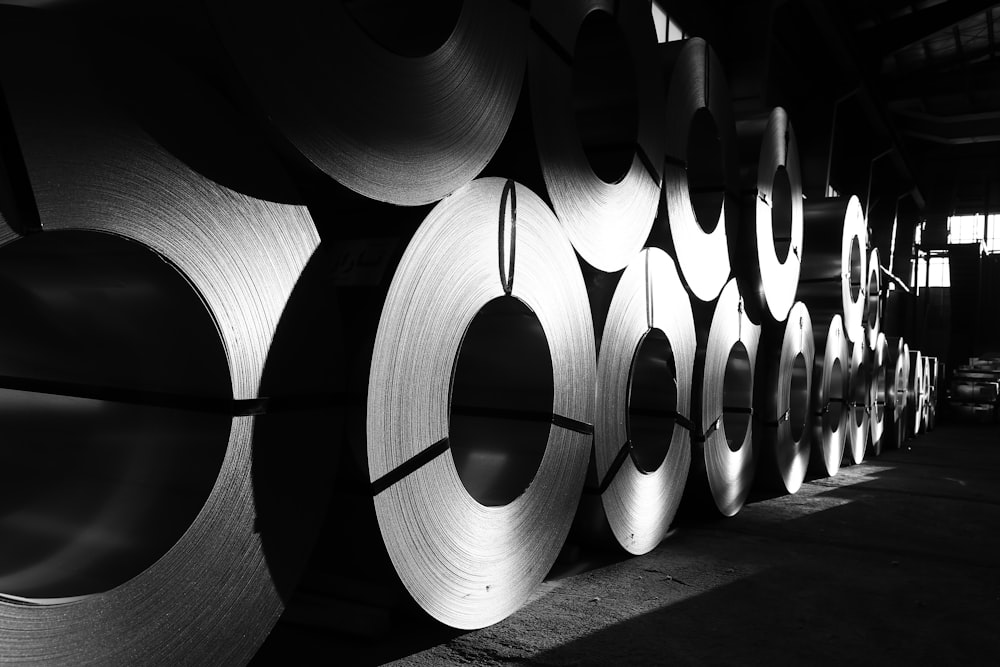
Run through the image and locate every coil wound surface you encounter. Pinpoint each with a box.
[529,0,666,272]
[734,107,803,322]
[869,332,889,456]
[810,315,849,476]
[756,301,814,493]
[921,356,932,432]
[691,278,761,517]
[865,248,883,351]
[846,340,870,464]
[799,196,868,345]
[368,178,596,629]
[0,18,322,664]
[658,37,737,302]
[210,0,528,206]
[926,356,939,431]
[594,248,695,555]
[907,348,924,437]
[885,337,909,449]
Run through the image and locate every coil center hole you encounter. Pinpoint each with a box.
[829,357,844,431]
[449,296,553,507]
[572,11,639,185]
[340,0,463,57]
[867,266,879,328]
[723,341,752,453]
[849,235,862,302]
[771,165,793,263]
[687,108,724,234]
[873,358,886,422]
[0,231,232,601]
[627,329,677,473]
[852,355,867,427]
[789,352,808,442]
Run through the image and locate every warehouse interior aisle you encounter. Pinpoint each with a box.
[252,421,1000,665]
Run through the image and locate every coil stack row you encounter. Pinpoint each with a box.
[0,2,940,663]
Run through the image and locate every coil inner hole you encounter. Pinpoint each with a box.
[867,266,879,329]
[789,352,808,442]
[572,11,640,185]
[449,296,554,507]
[852,356,867,427]
[723,341,752,453]
[828,357,844,431]
[873,358,886,422]
[771,165,793,263]
[340,0,463,57]
[0,230,232,601]
[849,236,862,302]
[687,108,724,234]
[628,328,677,473]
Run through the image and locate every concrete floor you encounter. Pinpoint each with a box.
[253,420,1000,665]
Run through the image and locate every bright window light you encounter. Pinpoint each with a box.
[651,2,667,43]
[947,214,985,245]
[652,2,687,43]
[912,255,950,288]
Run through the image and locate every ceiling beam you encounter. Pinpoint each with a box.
[803,0,925,208]
[884,55,1000,100]
[861,0,999,59]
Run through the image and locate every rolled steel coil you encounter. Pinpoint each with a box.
[592,248,696,555]
[209,0,528,206]
[656,37,737,302]
[865,248,883,351]
[690,278,761,517]
[907,348,924,437]
[810,314,849,476]
[734,107,803,322]
[799,196,867,345]
[368,177,596,629]
[0,15,327,663]
[755,301,814,493]
[884,336,909,450]
[868,332,889,456]
[529,0,666,272]
[921,356,932,432]
[845,339,870,464]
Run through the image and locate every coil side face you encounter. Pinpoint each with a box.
[368,178,596,628]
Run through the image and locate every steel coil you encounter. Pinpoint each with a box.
[845,339,870,464]
[868,332,889,456]
[368,177,596,629]
[655,37,737,302]
[0,14,327,663]
[209,0,528,206]
[734,107,803,322]
[810,315,849,476]
[799,196,868,345]
[921,355,932,432]
[884,337,910,449]
[755,301,814,493]
[907,348,924,437]
[529,0,666,272]
[690,278,761,517]
[865,248,883,351]
[591,248,695,555]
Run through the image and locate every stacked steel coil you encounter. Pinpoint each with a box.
[0,1,945,659]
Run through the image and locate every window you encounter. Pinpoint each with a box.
[652,2,688,43]
[947,214,984,245]
[911,254,950,289]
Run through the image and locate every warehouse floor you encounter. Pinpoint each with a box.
[253,421,1000,666]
